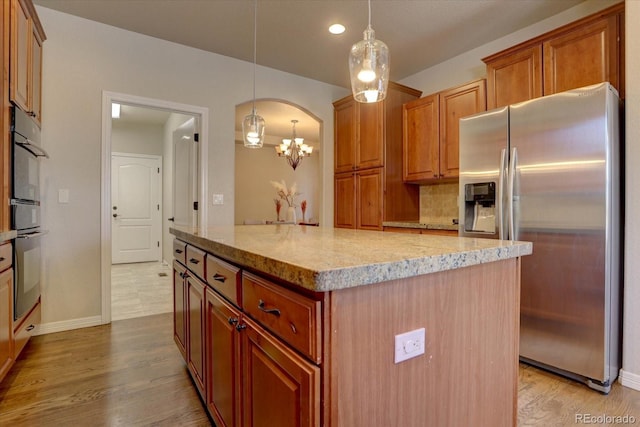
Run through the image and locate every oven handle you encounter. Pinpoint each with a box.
[16,230,49,239]
[15,138,50,159]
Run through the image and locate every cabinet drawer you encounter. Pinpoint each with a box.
[186,245,206,280]
[173,239,187,264]
[14,299,40,358]
[243,272,321,364]
[0,243,12,272]
[206,255,241,307]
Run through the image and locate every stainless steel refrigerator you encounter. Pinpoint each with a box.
[458,82,621,393]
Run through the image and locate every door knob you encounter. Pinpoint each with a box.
[113,206,117,210]
[168,217,175,222]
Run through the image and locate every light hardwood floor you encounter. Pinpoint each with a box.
[1,314,639,426]
[111,261,173,321]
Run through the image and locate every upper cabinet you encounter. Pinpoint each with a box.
[333,82,422,229]
[10,0,45,125]
[333,98,384,173]
[403,79,486,184]
[484,3,624,109]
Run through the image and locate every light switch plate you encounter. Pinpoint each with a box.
[58,189,70,204]
[212,194,224,205]
[394,328,425,364]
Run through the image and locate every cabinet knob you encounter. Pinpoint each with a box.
[236,323,247,332]
[433,174,438,178]
[228,317,239,325]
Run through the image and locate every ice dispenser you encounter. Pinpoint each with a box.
[463,182,496,234]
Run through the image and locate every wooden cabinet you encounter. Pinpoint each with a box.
[403,79,486,184]
[334,82,422,229]
[242,315,320,427]
[173,240,324,426]
[172,260,187,359]
[334,167,384,230]
[9,0,45,124]
[186,273,206,399]
[205,287,242,427]
[484,3,624,108]
[0,267,13,382]
[333,98,383,173]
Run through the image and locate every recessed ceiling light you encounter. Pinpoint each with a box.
[329,23,345,35]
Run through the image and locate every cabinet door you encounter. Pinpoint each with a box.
[172,260,187,359]
[439,79,486,179]
[10,0,30,112]
[356,102,384,170]
[31,27,43,125]
[333,98,356,173]
[402,94,439,183]
[242,316,320,427]
[543,15,619,96]
[485,45,543,109]
[206,287,242,427]
[0,269,13,382]
[334,172,356,229]
[357,168,383,231]
[187,273,206,398]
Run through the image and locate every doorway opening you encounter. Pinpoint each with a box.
[101,91,209,324]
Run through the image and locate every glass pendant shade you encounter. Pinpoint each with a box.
[243,107,265,148]
[349,26,389,103]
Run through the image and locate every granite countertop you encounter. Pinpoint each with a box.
[170,225,532,292]
[383,221,459,231]
[0,230,18,242]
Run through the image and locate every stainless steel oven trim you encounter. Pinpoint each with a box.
[14,137,50,158]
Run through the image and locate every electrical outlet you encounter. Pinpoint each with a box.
[394,328,425,364]
[212,194,224,205]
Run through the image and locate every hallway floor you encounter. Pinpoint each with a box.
[111,261,173,321]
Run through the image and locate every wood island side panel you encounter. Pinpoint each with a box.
[328,259,521,427]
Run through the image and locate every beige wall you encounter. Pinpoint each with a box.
[36,5,346,328]
[111,122,164,156]
[623,0,640,390]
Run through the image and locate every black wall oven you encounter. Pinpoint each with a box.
[11,107,48,320]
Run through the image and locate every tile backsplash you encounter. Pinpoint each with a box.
[419,182,459,225]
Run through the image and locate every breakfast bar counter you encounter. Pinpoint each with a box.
[170,224,532,427]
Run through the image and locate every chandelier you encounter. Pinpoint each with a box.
[275,120,313,170]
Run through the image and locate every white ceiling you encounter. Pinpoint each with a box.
[36,0,586,137]
[34,0,585,88]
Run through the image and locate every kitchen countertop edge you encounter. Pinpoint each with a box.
[170,225,532,293]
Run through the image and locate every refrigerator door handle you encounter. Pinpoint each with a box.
[507,147,518,240]
[498,148,507,240]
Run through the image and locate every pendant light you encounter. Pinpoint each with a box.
[243,0,265,148]
[348,0,389,103]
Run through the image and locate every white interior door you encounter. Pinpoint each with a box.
[173,118,198,227]
[112,153,162,264]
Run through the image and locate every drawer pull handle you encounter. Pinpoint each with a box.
[228,317,238,325]
[0,257,4,262]
[26,324,35,332]
[175,249,183,254]
[212,273,226,283]
[189,258,200,265]
[258,300,281,317]
[290,323,297,334]
[179,271,189,279]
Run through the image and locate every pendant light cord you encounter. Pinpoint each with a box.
[252,0,257,112]
[367,0,371,28]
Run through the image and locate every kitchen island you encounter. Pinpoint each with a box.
[170,224,532,427]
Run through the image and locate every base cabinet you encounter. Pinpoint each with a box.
[0,268,13,381]
[242,316,320,427]
[186,273,206,399]
[174,241,322,427]
[206,287,242,427]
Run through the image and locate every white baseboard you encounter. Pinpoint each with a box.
[34,315,104,336]
[619,369,640,391]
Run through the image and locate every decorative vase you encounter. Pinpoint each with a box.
[286,206,297,224]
